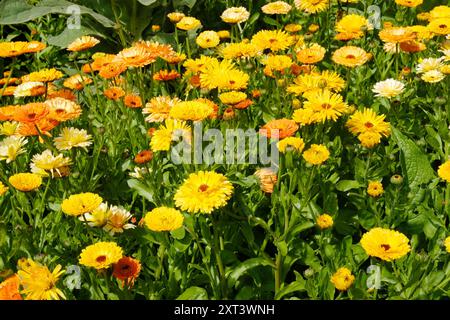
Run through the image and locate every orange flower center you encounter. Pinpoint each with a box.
[96,255,107,263]
[198,184,209,192]
[440,24,447,29]
[381,244,390,251]
[346,54,356,59]
[321,103,332,110]
[364,122,374,128]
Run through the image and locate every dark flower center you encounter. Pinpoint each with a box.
[321,103,332,110]
[198,184,209,192]
[364,122,374,128]
[346,54,356,59]
[381,244,390,251]
[96,255,107,263]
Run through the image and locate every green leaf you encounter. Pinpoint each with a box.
[275,278,306,300]
[336,180,361,192]
[170,227,185,240]
[0,0,115,27]
[137,0,157,5]
[391,127,435,187]
[176,286,208,300]
[173,0,197,9]
[127,179,155,204]
[227,258,274,288]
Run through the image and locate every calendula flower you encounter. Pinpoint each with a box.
[416,57,445,73]
[22,68,63,83]
[221,42,259,59]
[444,236,450,253]
[438,161,450,182]
[303,144,330,165]
[379,27,415,43]
[367,181,384,197]
[153,70,180,81]
[360,228,411,261]
[302,90,349,123]
[134,150,153,164]
[63,74,92,90]
[45,98,82,122]
[395,0,423,7]
[174,171,234,214]
[150,119,191,152]
[294,0,329,13]
[372,79,405,98]
[30,149,72,178]
[176,17,201,31]
[251,30,294,52]
[67,36,100,51]
[0,41,28,57]
[167,12,185,23]
[277,137,305,153]
[332,46,370,67]
[103,205,136,235]
[196,31,220,48]
[296,44,326,64]
[317,214,334,229]
[14,81,46,98]
[61,192,103,216]
[261,1,292,15]
[18,259,65,300]
[104,86,125,101]
[81,202,110,227]
[169,101,214,121]
[114,46,156,68]
[53,127,92,151]
[331,267,355,291]
[79,242,123,270]
[124,94,143,108]
[346,108,390,148]
[199,59,250,90]
[144,207,184,231]
[0,136,27,163]
[112,257,141,287]
[0,274,21,300]
[288,70,345,96]
[9,173,42,192]
[335,14,372,40]
[143,96,180,123]
[260,119,299,139]
[428,18,450,35]
[221,7,250,24]
[428,5,450,21]
[254,168,278,193]
[219,91,247,105]
[285,24,302,33]
[0,182,9,196]
[421,70,446,83]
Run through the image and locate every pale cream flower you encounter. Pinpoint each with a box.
[372,79,405,98]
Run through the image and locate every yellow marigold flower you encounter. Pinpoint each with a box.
[254,168,278,193]
[0,182,8,196]
[21,68,63,83]
[67,36,100,52]
[196,31,220,49]
[251,30,294,52]
[30,149,72,178]
[288,71,345,96]
[167,12,185,23]
[144,207,184,231]
[294,0,330,14]
[332,46,370,67]
[176,17,201,31]
[61,192,103,216]
[395,0,422,7]
[438,161,450,182]
[277,137,305,153]
[17,259,65,300]
[174,171,234,214]
[221,7,250,24]
[53,127,92,151]
[316,214,333,229]
[150,119,191,152]
[367,181,383,197]
[9,173,42,192]
[429,5,450,21]
[302,90,349,123]
[81,202,110,227]
[221,42,259,59]
[428,18,450,35]
[358,131,382,148]
[285,24,302,33]
[169,101,214,121]
[360,228,411,261]
[335,14,372,39]
[421,70,446,83]
[302,144,330,165]
[379,27,415,43]
[372,79,405,98]
[217,30,231,39]
[219,91,247,105]
[262,54,293,71]
[143,96,180,123]
[200,60,250,90]
[261,1,292,15]
[346,108,391,140]
[79,242,123,270]
[444,236,450,253]
[296,44,326,64]
[0,136,27,163]
[441,65,450,75]
[63,74,92,91]
[331,267,355,291]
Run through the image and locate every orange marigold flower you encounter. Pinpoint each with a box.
[24,41,46,53]
[99,62,127,79]
[67,36,100,52]
[153,70,180,81]
[0,105,19,121]
[45,98,82,122]
[124,94,143,108]
[1,86,17,96]
[252,90,262,98]
[104,87,125,101]
[114,46,156,68]
[379,27,416,43]
[13,103,49,124]
[134,150,153,164]
[47,89,77,101]
[17,118,59,137]
[63,74,92,91]
[234,99,253,110]
[0,274,22,300]
[260,119,299,139]
[112,256,141,287]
